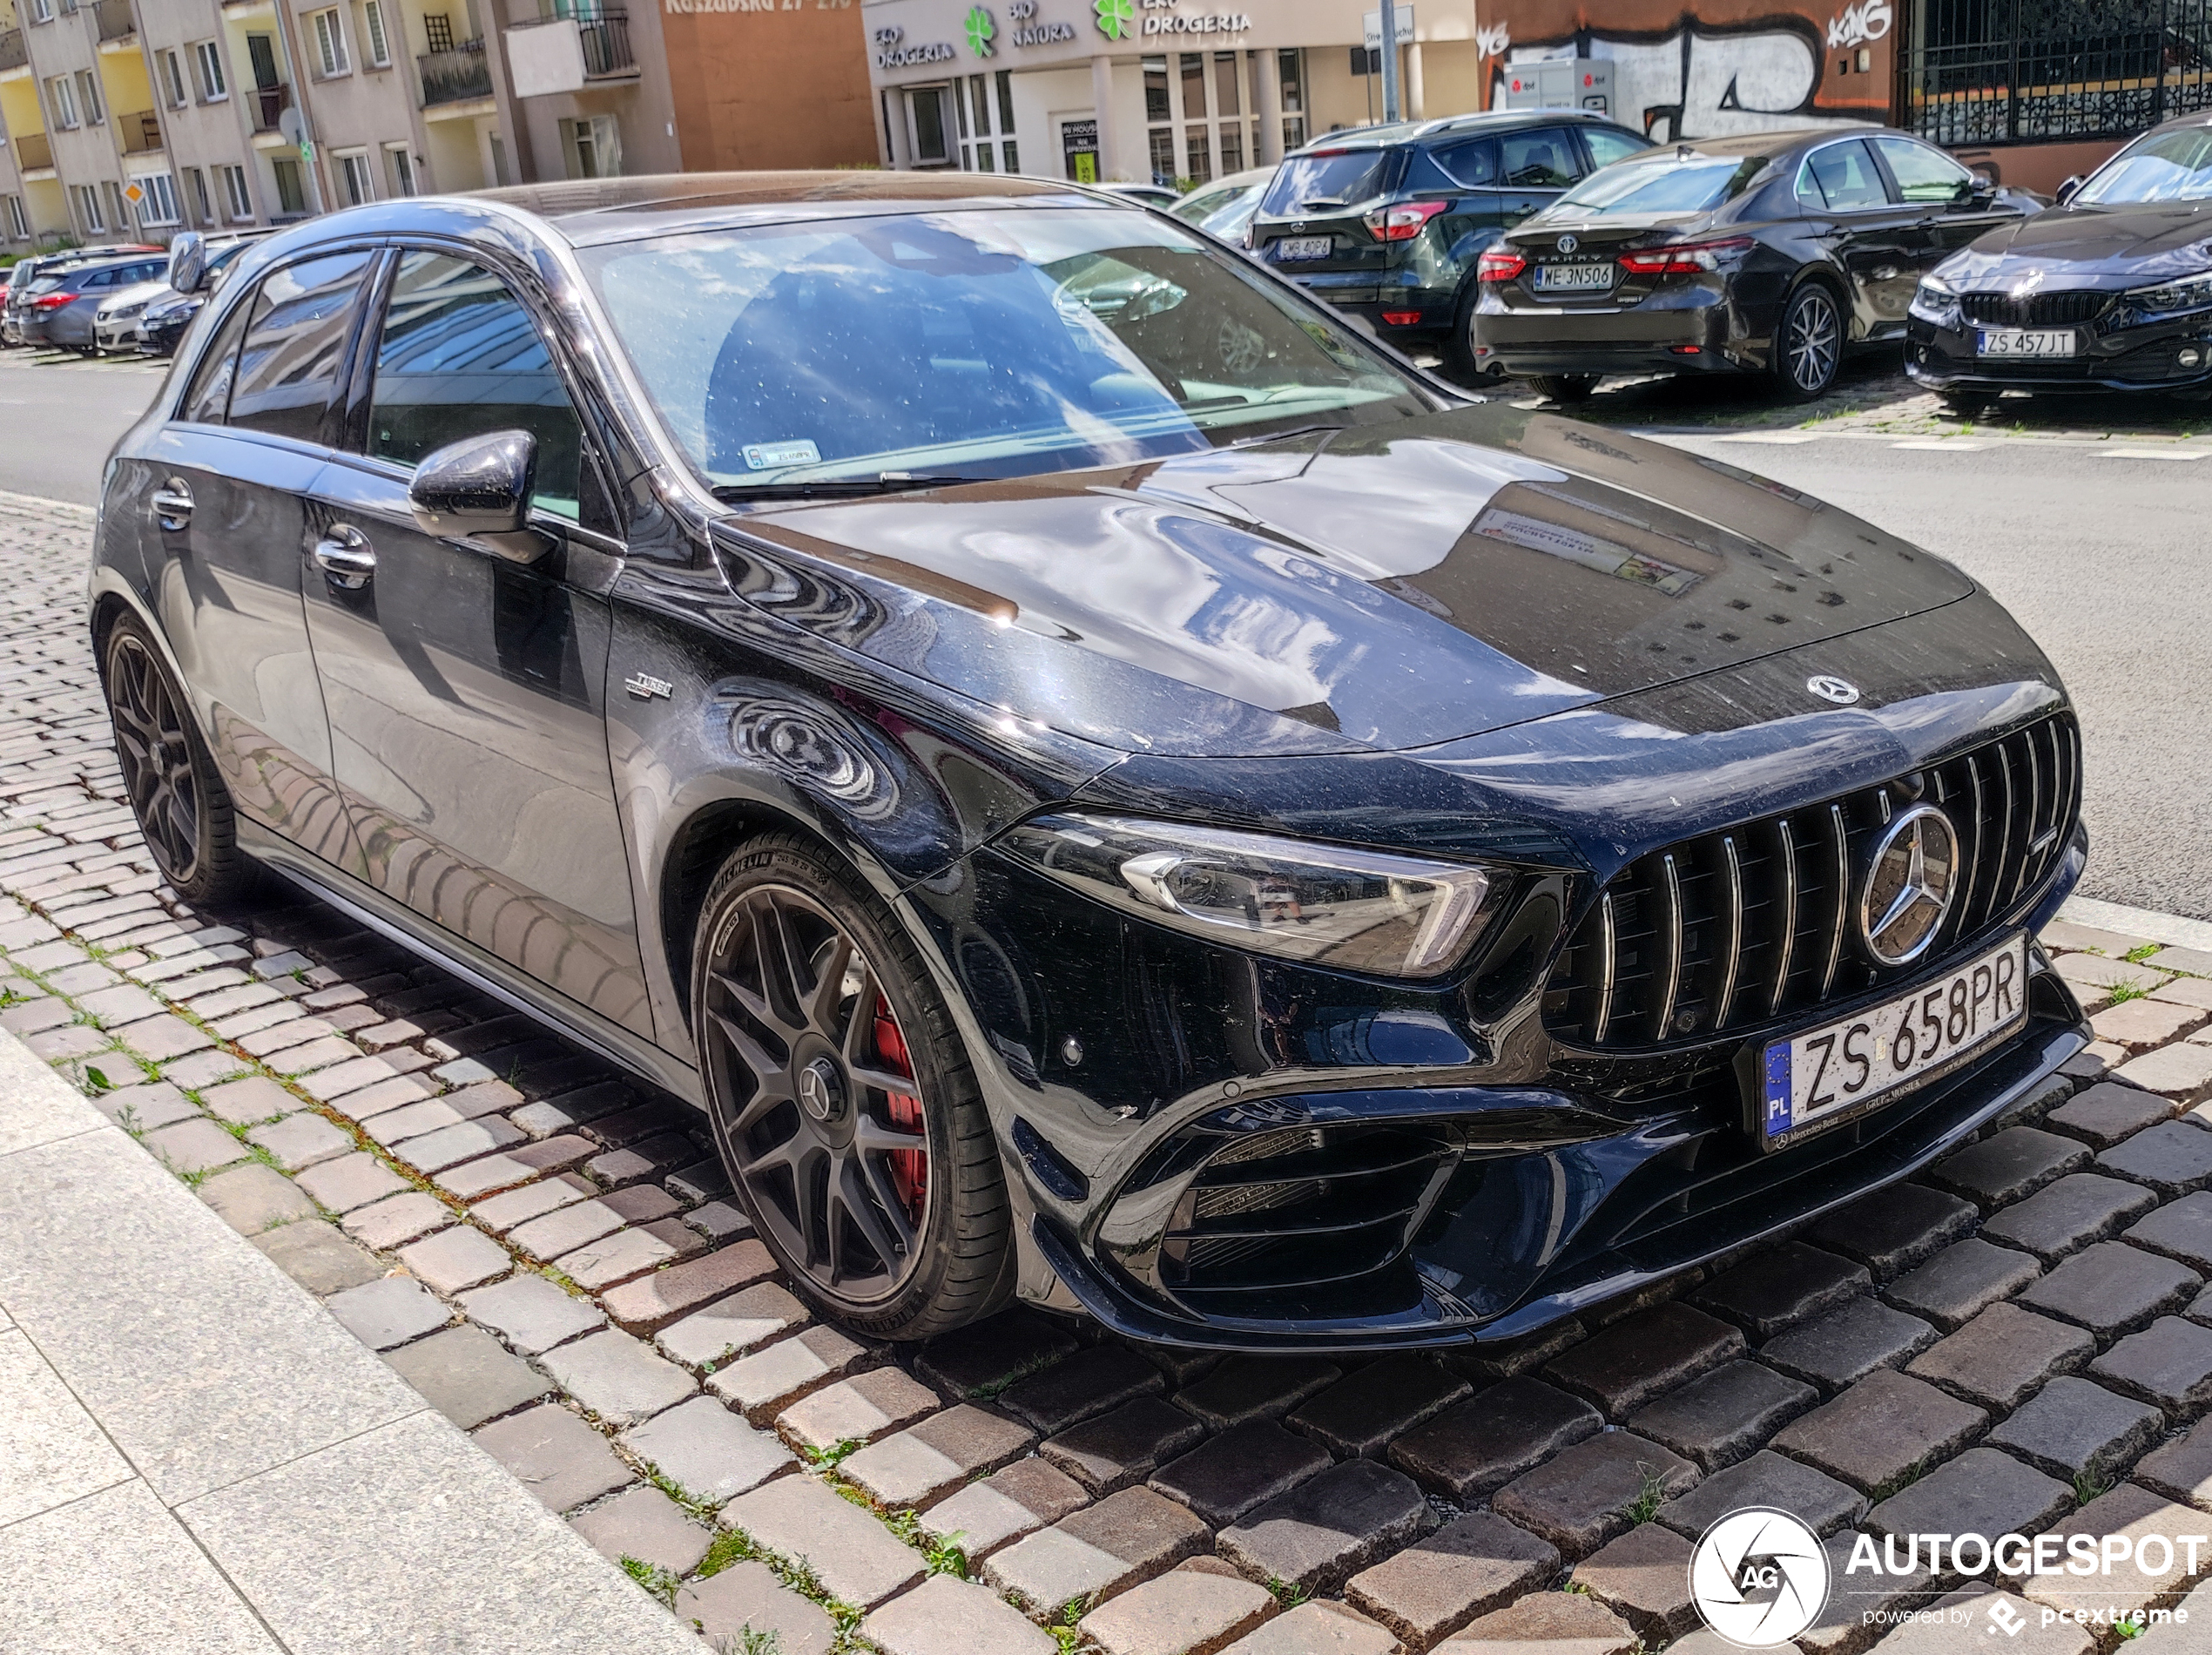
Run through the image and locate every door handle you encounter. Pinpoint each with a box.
[313,524,376,590]
[151,477,192,530]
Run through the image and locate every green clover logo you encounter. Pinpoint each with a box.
[1094,0,1132,39]
[964,4,995,53]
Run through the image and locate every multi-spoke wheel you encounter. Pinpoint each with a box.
[100,613,253,906]
[692,834,1010,1339]
[1774,281,1843,402]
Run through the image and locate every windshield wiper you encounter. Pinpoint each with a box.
[1298,196,1350,211]
[711,471,985,502]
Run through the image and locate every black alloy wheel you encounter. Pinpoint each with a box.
[693,834,1010,1340]
[1529,375,1601,405]
[1775,282,1843,401]
[102,614,253,906]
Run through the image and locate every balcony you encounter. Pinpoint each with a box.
[94,0,134,42]
[577,8,631,76]
[419,39,489,106]
[251,80,292,132]
[0,27,26,68]
[119,108,159,152]
[15,132,52,172]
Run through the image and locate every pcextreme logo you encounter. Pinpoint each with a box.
[1689,1509,1829,1647]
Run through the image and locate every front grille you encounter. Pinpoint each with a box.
[1159,1122,1459,1309]
[1544,715,2079,1052]
[1960,290,2110,328]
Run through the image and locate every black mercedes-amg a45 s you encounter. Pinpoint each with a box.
[92,173,2088,1352]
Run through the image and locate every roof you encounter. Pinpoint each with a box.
[474,170,1076,222]
[1669,125,1882,159]
[1288,107,1627,154]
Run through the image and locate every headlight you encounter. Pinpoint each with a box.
[1001,814,1499,979]
[2126,268,2212,316]
[1910,274,1961,328]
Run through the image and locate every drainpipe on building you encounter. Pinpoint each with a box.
[268,0,327,212]
[1255,49,1282,165]
[1378,0,1399,121]
[1090,53,1119,181]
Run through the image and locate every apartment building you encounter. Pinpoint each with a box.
[0,0,875,254]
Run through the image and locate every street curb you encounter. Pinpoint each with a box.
[0,487,95,523]
[2059,894,2212,953]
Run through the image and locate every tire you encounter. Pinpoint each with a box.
[691,833,1011,1341]
[1441,278,1486,386]
[1529,374,1601,405]
[100,612,259,908]
[1772,280,1844,402]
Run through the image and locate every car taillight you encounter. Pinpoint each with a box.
[1363,200,1447,242]
[1477,248,1527,283]
[29,293,73,312]
[1616,236,1755,275]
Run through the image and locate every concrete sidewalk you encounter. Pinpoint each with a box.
[0,1025,705,1655]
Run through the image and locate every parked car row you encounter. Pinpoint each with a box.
[0,230,268,357]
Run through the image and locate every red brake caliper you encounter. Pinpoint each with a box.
[873,1006,927,1224]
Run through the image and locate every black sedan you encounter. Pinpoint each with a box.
[1475,129,2040,402]
[93,176,2087,1351]
[1909,111,2212,407]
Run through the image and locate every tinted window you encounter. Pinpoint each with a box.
[1432,137,1498,187]
[1260,148,1396,214]
[1581,127,1648,171]
[2078,125,2212,204]
[228,250,374,442]
[1873,136,1972,204]
[180,294,254,424]
[1501,127,1581,188]
[1553,152,1760,216]
[369,251,583,522]
[1797,139,1890,209]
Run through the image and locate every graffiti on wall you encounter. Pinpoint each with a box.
[1480,3,1889,139]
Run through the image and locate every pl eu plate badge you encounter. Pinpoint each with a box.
[1763,1042,1793,1140]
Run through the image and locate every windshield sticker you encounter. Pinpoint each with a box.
[743,439,821,471]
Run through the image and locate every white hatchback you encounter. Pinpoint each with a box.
[93,276,175,352]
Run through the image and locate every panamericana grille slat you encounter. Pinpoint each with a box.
[1543,714,2079,1052]
[1959,290,2110,328]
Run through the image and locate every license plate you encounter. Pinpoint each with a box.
[1534,263,1616,293]
[1758,934,2028,1149]
[1273,236,1332,262]
[1977,328,2076,358]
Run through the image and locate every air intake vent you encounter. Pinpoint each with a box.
[1543,714,2079,1052]
[1960,290,2109,328]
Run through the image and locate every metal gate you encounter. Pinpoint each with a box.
[1900,0,2212,145]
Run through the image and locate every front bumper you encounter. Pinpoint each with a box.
[1475,280,1753,379]
[94,318,143,351]
[1908,308,2212,395]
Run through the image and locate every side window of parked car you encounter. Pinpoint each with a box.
[1431,137,1498,188]
[368,250,585,524]
[179,292,257,425]
[1501,127,1582,189]
[1871,135,1975,204]
[1581,127,1647,171]
[227,249,376,443]
[1797,139,1891,210]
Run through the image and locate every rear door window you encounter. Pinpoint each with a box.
[226,249,375,443]
[1798,139,1892,210]
[1501,127,1583,188]
[1431,137,1499,187]
[1871,135,1974,204]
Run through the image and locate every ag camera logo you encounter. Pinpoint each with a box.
[1689,1508,1830,1646]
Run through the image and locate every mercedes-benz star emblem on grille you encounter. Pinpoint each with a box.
[1861,804,1959,967]
[1806,675,1860,706]
[1557,234,1579,254]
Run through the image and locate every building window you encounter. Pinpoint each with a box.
[220,163,253,220]
[384,143,416,196]
[422,13,454,51]
[959,72,993,172]
[195,40,227,100]
[103,180,126,227]
[336,149,374,205]
[135,173,181,227]
[26,0,52,24]
[360,0,391,66]
[46,76,78,130]
[271,156,307,214]
[310,9,349,77]
[1278,48,1305,152]
[185,166,212,224]
[160,50,189,109]
[72,183,104,233]
[77,70,104,125]
[906,88,949,166]
[562,113,621,179]
[3,196,28,240]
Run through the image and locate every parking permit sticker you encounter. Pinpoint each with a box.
[743,439,820,470]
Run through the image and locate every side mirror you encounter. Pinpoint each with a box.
[2056,175,2083,206]
[169,231,206,293]
[407,429,549,563]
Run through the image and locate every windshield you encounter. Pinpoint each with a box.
[1259,149,1396,215]
[1171,178,1248,224]
[583,207,1431,492]
[1551,154,1757,216]
[2077,126,2212,205]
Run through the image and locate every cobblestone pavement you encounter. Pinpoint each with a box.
[11,486,2212,1655]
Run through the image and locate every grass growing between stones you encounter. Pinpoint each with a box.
[881,1507,968,1578]
[621,1557,682,1607]
[1265,1576,1311,1609]
[1625,1466,1670,1527]
[803,1437,862,1470]
[2109,982,2150,1005]
[695,1523,865,1648]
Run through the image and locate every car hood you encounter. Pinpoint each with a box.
[1944,200,2212,285]
[102,279,172,311]
[723,404,1973,758]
